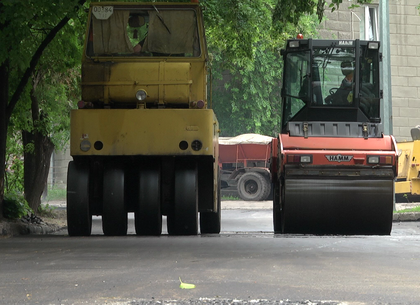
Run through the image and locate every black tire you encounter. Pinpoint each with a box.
[135,165,162,236]
[200,169,221,234]
[280,183,286,233]
[237,172,270,201]
[273,180,282,234]
[167,162,198,235]
[67,161,92,236]
[102,163,127,236]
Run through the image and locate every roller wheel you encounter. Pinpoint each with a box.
[273,180,282,234]
[67,161,92,236]
[167,163,198,235]
[281,179,393,235]
[102,163,127,236]
[200,169,221,234]
[237,172,270,201]
[135,165,162,236]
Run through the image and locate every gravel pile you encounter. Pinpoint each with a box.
[128,299,342,305]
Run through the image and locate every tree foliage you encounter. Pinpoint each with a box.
[0,0,373,218]
[204,0,371,137]
[0,0,87,217]
[205,0,320,136]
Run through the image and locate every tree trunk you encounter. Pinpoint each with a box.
[22,85,55,213]
[0,5,8,220]
[22,130,55,213]
[0,60,10,220]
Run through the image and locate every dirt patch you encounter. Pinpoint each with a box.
[0,208,67,238]
[42,209,67,228]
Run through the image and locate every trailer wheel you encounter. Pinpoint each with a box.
[135,165,162,236]
[167,163,198,235]
[200,169,221,234]
[237,172,270,201]
[67,161,92,236]
[102,163,127,236]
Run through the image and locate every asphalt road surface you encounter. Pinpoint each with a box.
[1,209,420,305]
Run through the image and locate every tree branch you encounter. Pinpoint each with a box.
[6,0,86,120]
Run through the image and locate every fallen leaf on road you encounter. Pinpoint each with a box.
[179,277,195,289]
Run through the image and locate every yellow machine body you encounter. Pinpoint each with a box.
[70,109,218,157]
[395,140,420,197]
[67,2,221,236]
[80,2,208,108]
[82,60,207,106]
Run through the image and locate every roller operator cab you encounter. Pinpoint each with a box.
[67,2,221,236]
[272,39,398,235]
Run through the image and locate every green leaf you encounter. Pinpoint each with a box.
[179,277,196,289]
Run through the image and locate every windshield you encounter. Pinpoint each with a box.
[282,43,380,125]
[314,47,356,106]
[86,6,201,57]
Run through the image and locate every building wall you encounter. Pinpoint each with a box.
[318,6,362,40]
[48,148,70,190]
[389,0,420,141]
[319,0,420,142]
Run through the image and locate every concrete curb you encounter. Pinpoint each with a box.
[0,221,66,238]
[393,212,420,222]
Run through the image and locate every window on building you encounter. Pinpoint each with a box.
[364,6,379,41]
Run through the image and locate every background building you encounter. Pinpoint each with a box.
[319,0,420,141]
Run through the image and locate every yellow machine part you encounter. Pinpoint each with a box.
[396,140,420,195]
[81,2,208,108]
[81,61,207,106]
[70,108,219,156]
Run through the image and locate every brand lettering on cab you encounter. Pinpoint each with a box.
[325,154,354,162]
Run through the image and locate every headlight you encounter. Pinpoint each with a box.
[289,41,300,48]
[367,155,393,165]
[136,89,147,101]
[368,42,379,49]
[367,156,379,164]
[286,154,312,164]
[80,140,91,152]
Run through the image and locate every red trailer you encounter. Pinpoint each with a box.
[219,134,274,201]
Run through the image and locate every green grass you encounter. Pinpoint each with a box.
[37,203,57,217]
[395,206,420,214]
[221,196,240,201]
[44,187,66,201]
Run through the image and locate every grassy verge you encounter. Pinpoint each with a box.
[221,196,240,201]
[43,187,66,201]
[395,206,420,214]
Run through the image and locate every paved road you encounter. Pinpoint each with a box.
[1,209,420,304]
[86,210,274,235]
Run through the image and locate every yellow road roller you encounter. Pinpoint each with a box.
[67,2,220,236]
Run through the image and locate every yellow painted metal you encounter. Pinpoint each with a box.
[82,61,205,106]
[411,178,420,195]
[82,2,208,108]
[70,109,219,156]
[395,180,410,194]
[395,140,420,195]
